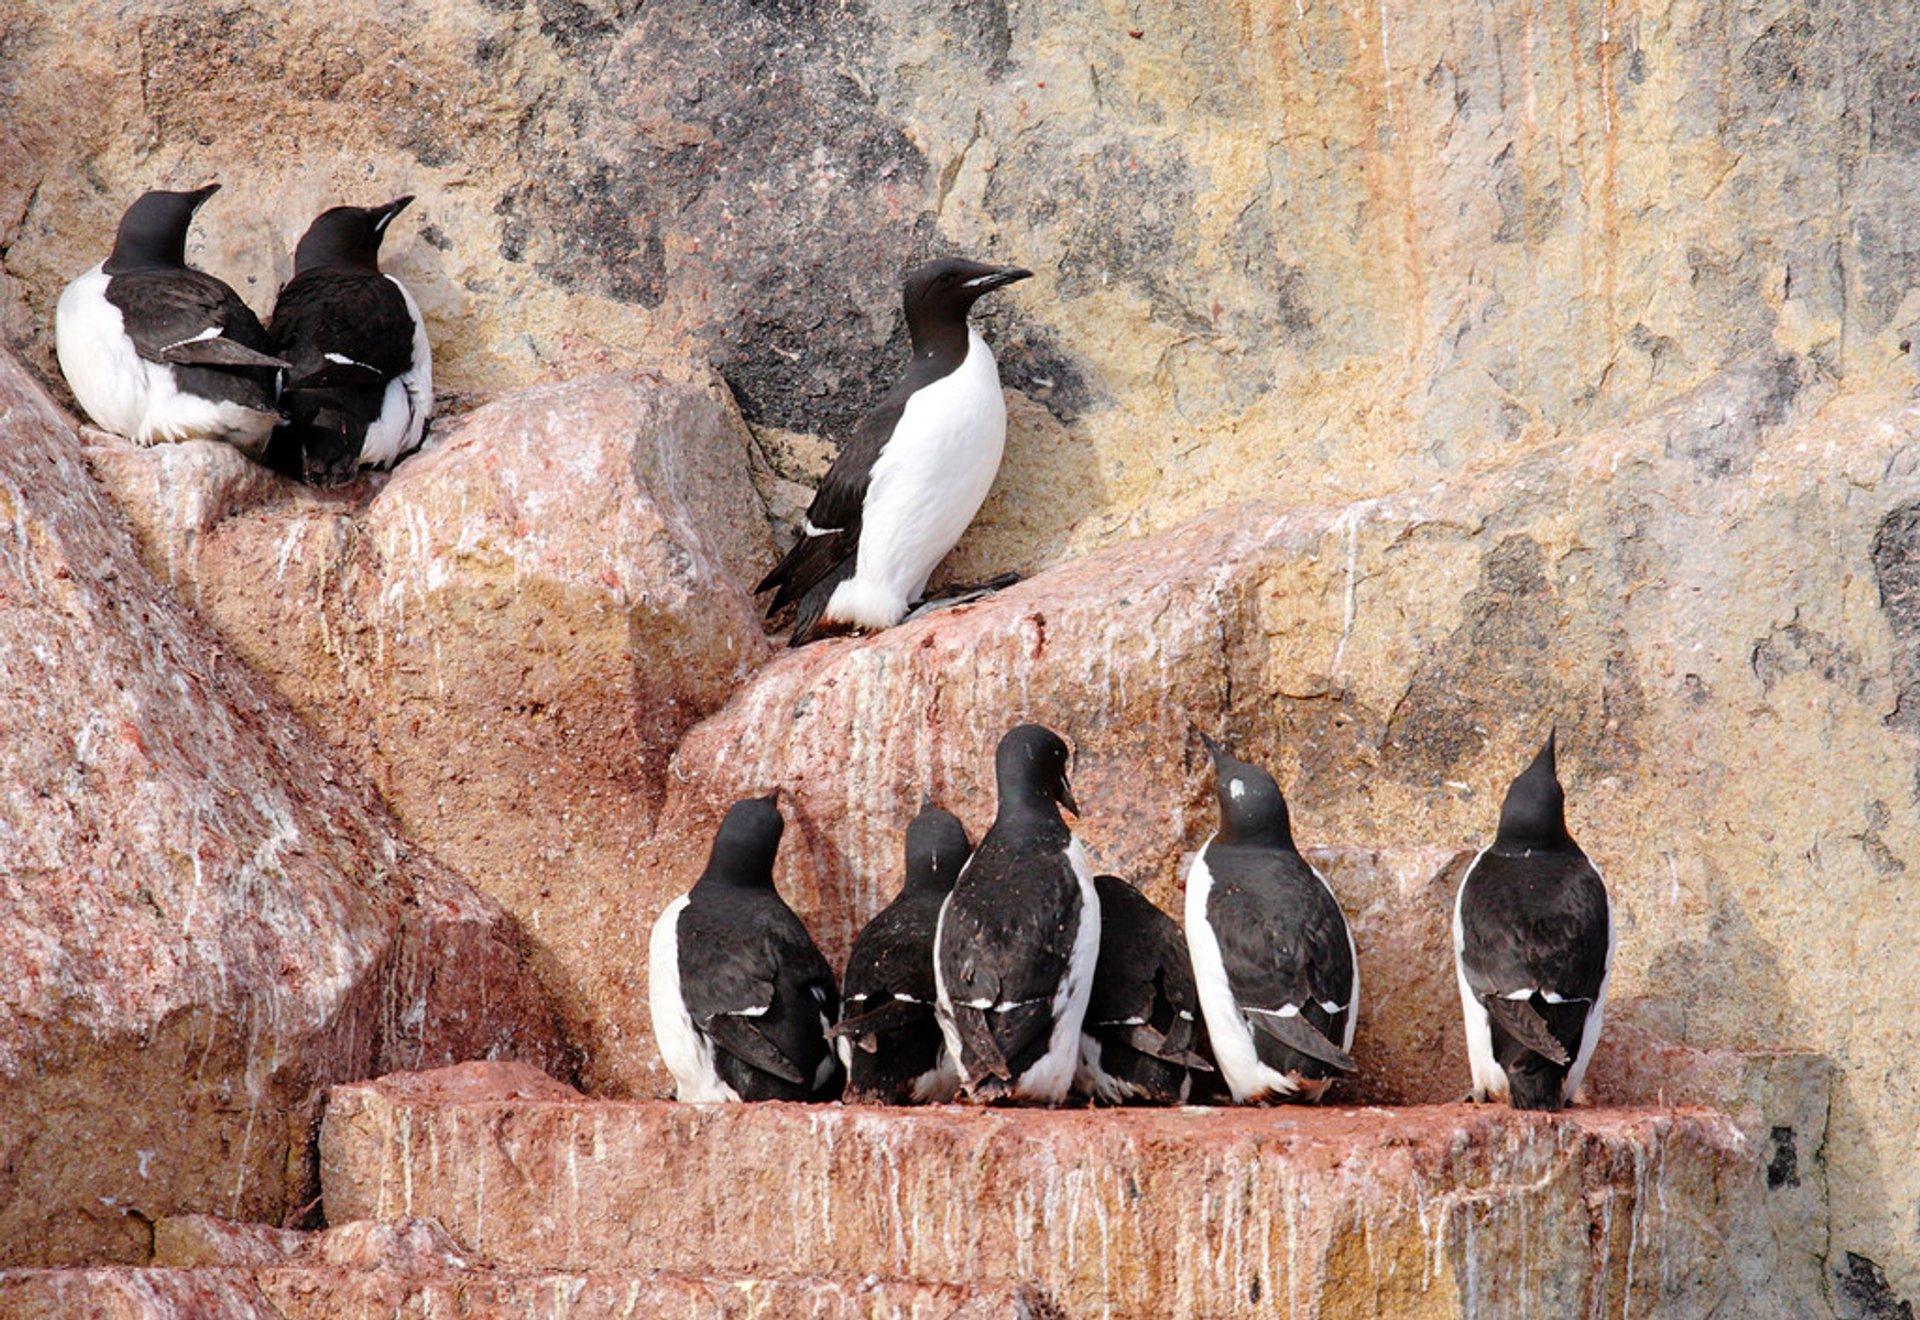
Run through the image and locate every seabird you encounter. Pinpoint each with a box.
[933,723,1099,1103]
[755,256,1032,645]
[1074,874,1216,1105]
[1453,731,1613,1110]
[1185,734,1359,1103]
[267,196,433,484]
[55,185,285,453]
[647,793,844,1102]
[829,799,973,1104]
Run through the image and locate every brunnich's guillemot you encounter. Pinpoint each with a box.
[1074,874,1217,1105]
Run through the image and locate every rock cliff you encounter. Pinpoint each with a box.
[4,0,1920,1314]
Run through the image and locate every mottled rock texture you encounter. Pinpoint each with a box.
[318,1062,1792,1320]
[0,344,567,1264]
[6,0,1920,1309]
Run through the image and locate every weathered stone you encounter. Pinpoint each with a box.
[0,351,568,1266]
[151,1215,469,1273]
[84,371,773,1098]
[0,1267,1040,1319]
[319,1062,1793,1320]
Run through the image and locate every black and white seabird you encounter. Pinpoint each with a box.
[933,723,1099,1103]
[828,800,973,1104]
[267,197,433,484]
[55,185,286,453]
[1453,731,1614,1110]
[755,257,1033,645]
[1074,875,1217,1105]
[1185,735,1359,1104]
[647,793,845,1102]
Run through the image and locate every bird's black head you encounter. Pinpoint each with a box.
[104,185,220,275]
[292,196,414,275]
[1494,730,1577,853]
[697,791,785,888]
[901,257,1031,347]
[994,722,1079,818]
[1199,732,1298,851]
[902,799,972,896]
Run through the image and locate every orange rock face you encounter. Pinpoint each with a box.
[0,352,568,1264]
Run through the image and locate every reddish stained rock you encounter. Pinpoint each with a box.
[152,1214,470,1272]
[85,369,775,1098]
[318,1062,1790,1320]
[0,349,568,1265]
[0,1266,1041,1319]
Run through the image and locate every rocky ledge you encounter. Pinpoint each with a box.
[310,1061,1797,1320]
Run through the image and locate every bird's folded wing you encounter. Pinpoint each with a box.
[1481,993,1571,1066]
[703,1012,810,1085]
[827,996,929,1041]
[1247,1007,1357,1072]
[160,336,290,369]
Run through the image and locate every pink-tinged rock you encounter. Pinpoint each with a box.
[0,1267,1043,1319]
[0,349,569,1265]
[319,1064,1791,1320]
[151,1214,469,1273]
[85,370,775,1098]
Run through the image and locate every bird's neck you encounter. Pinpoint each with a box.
[907,315,973,368]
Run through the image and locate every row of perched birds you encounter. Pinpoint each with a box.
[650,723,1614,1112]
[55,188,1035,645]
[55,186,431,486]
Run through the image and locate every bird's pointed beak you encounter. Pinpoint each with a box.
[373,195,415,233]
[761,787,782,807]
[188,184,221,212]
[963,265,1034,293]
[919,791,937,813]
[1058,774,1080,817]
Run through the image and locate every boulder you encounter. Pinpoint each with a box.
[0,349,568,1265]
[85,371,774,1097]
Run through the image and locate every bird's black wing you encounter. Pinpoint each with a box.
[1087,877,1209,1068]
[937,826,1083,1085]
[269,269,416,385]
[755,377,915,638]
[1207,844,1357,1075]
[1457,848,1609,1066]
[107,270,286,369]
[677,894,841,1097]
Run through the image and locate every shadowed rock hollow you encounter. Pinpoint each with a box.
[4,0,1920,1315]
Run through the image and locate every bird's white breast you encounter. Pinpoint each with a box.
[357,274,433,469]
[647,894,740,1103]
[825,329,1007,629]
[56,265,150,440]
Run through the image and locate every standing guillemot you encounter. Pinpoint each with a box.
[267,197,433,484]
[1074,874,1217,1105]
[1453,731,1613,1110]
[647,793,844,1102]
[55,185,286,453]
[829,800,973,1104]
[755,257,1032,645]
[933,723,1099,1103]
[1185,735,1359,1103]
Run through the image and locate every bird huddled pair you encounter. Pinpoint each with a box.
[55,185,432,486]
[649,723,1614,1113]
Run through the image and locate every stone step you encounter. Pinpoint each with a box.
[0,1267,1042,1319]
[318,1063,1795,1320]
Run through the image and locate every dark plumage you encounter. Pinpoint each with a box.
[55,185,286,453]
[1453,731,1613,1110]
[933,723,1099,1104]
[830,800,973,1104]
[647,794,844,1102]
[755,256,1032,645]
[268,197,431,484]
[1185,735,1359,1104]
[1074,875,1216,1104]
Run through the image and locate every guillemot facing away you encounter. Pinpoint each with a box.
[267,196,433,484]
[648,793,844,1102]
[1185,734,1358,1104]
[933,723,1099,1104]
[55,186,285,454]
[756,256,1032,645]
[830,799,973,1104]
[1075,874,1216,1105]
[1453,731,1613,1110]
